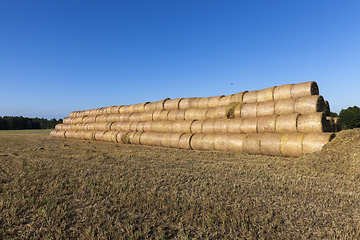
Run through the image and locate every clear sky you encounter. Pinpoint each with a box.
[1,0,359,120]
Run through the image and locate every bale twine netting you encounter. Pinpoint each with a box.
[52,81,338,157]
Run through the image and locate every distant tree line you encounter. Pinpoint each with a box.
[331,105,360,130]
[0,116,63,130]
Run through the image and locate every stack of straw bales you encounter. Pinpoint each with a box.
[51,81,340,157]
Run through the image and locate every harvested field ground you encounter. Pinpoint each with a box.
[1,129,360,239]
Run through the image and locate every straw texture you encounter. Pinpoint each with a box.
[243,134,262,155]
[257,115,277,133]
[257,86,275,102]
[240,117,258,134]
[302,133,335,155]
[230,91,248,103]
[276,114,299,133]
[298,113,326,133]
[241,103,258,118]
[260,133,282,156]
[257,101,276,117]
[243,91,258,103]
[274,98,296,115]
[294,95,325,115]
[280,133,304,157]
[274,84,293,101]
[179,133,193,149]
[291,81,319,98]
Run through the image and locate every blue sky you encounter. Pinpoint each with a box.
[1,0,359,120]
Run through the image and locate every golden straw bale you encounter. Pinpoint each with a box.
[291,81,319,99]
[161,133,172,147]
[274,98,296,115]
[118,113,133,122]
[214,134,229,151]
[119,122,132,131]
[226,102,240,118]
[116,131,130,144]
[197,97,211,108]
[143,122,152,132]
[75,123,86,130]
[190,120,205,133]
[50,130,57,137]
[273,84,293,100]
[298,112,327,133]
[325,116,335,132]
[83,131,96,140]
[280,133,305,157]
[173,120,194,133]
[103,131,119,142]
[164,98,183,110]
[275,113,299,133]
[62,124,72,131]
[167,110,179,121]
[62,117,72,125]
[179,97,201,109]
[334,117,342,132]
[159,109,171,121]
[89,109,98,116]
[64,130,77,138]
[150,121,164,132]
[190,134,205,150]
[208,95,225,108]
[192,108,209,120]
[106,114,118,122]
[144,102,158,112]
[130,122,140,132]
[257,101,276,117]
[227,118,243,133]
[169,133,184,148]
[55,124,63,130]
[260,133,282,156]
[87,123,96,131]
[128,131,143,145]
[110,122,122,131]
[230,91,248,103]
[140,112,153,122]
[179,133,194,149]
[257,115,277,133]
[154,98,170,111]
[68,111,77,118]
[243,134,262,155]
[240,117,259,134]
[139,132,151,145]
[133,102,149,113]
[303,132,335,155]
[175,109,186,120]
[206,106,227,119]
[110,105,122,114]
[324,100,331,116]
[219,95,233,106]
[202,120,216,133]
[129,113,142,122]
[294,95,325,115]
[226,133,247,152]
[241,103,258,118]
[243,91,258,103]
[105,106,114,115]
[202,134,217,151]
[94,131,107,141]
[257,86,276,102]
[82,116,96,123]
[70,124,77,130]
[136,122,145,132]
[234,103,244,118]
[152,110,164,121]
[213,120,228,133]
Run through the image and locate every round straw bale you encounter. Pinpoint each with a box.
[291,81,319,98]
[276,113,299,133]
[227,118,243,133]
[257,115,277,133]
[106,114,118,122]
[83,131,96,140]
[234,103,243,118]
[62,117,72,125]
[118,131,131,143]
[172,120,194,133]
[164,98,183,110]
[83,116,97,123]
[87,123,95,131]
[63,124,72,131]
[219,95,233,106]
[202,134,217,151]
[226,102,240,118]
[257,101,275,117]
[89,109,98,116]
[136,122,145,132]
[119,113,133,122]
[68,111,76,118]
[103,131,119,142]
[194,108,209,120]
[143,122,152,132]
[179,133,194,149]
[163,121,174,133]
[130,121,140,132]
[70,124,77,130]
[208,95,225,108]
[240,117,259,134]
[213,120,228,133]
[175,109,186,120]
[197,97,211,108]
[139,132,151,145]
[75,123,86,130]
[190,134,205,150]
[226,133,247,152]
[273,84,293,100]
[129,113,142,122]
[147,132,164,146]
[159,109,171,121]
[280,133,305,157]
[167,110,179,121]
[128,131,143,145]
[260,133,282,156]
[72,116,84,124]
[257,86,275,102]
[190,120,205,133]
[274,98,296,115]
[150,121,164,132]
[243,91,258,104]
[294,95,325,115]
[140,112,153,122]
[133,102,149,113]
[84,109,92,116]
[110,105,122,114]
[325,116,335,132]
[152,110,164,121]
[157,98,171,110]
[120,121,132,131]
[243,134,262,155]
[241,103,258,118]
[83,123,91,131]
[324,100,331,116]
[167,133,183,148]
[105,106,114,114]
[94,131,107,141]
[303,132,335,155]
[144,102,158,112]
[231,91,248,103]
[50,130,57,137]
[214,134,228,151]
[184,108,197,120]
[334,117,342,132]
[179,97,201,109]
[110,122,122,131]
[298,112,326,133]
[55,124,63,130]
[206,106,228,119]
[160,133,172,147]
[202,120,216,133]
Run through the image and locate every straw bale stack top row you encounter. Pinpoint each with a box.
[69,81,319,118]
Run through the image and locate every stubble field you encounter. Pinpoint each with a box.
[1,129,360,239]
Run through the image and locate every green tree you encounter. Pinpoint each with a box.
[339,106,360,129]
